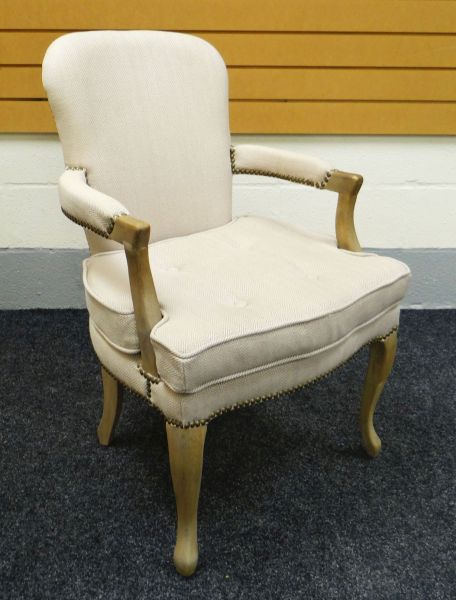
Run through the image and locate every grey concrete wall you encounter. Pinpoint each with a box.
[0,249,88,309]
[0,248,454,309]
[371,249,456,309]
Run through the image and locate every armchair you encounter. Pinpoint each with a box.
[43,31,410,576]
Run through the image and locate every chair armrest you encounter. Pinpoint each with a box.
[58,168,129,238]
[230,144,332,189]
[230,144,362,252]
[59,169,161,375]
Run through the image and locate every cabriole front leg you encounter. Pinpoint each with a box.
[360,331,398,457]
[166,423,207,576]
[97,367,123,446]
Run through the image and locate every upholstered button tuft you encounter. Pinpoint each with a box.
[234,299,248,308]
[305,272,320,281]
[221,294,248,308]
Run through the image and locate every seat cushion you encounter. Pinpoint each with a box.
[84,216,410,393]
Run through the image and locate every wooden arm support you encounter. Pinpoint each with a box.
[325,170,363,252]
[110,215,162,376]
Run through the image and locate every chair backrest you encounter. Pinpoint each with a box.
[43,31,233,252]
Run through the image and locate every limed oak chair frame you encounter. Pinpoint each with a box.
[43,31,407,577]
[97,170,397,574]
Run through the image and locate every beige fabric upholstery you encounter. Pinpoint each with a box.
[43,30,411,428]
[231,144,332,188]
[84,216,410,395]
[43,31,233,252]
[89,301,401,427]
[59,169,129,237]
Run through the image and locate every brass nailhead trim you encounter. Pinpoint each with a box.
[100,361,145,400]
[65,165,86,172]
[137,364,161,384]
[230,146,333,189]
[61,166,121,238]
[99,361,175,424]
[157,326,398,429]
[99,326,398,429]
[61,207,113,239]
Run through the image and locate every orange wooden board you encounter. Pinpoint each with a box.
[2,1,456,134]
[3,66,456,102]
[2,0,456,33]
[2,100,456,135]
[2,31,456,68]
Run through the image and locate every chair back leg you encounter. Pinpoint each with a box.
[97,367,124,446]
[360,331,398,457]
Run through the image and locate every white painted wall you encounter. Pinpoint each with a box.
[1,134,455,249]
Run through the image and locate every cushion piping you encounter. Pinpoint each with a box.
[150,273,409,359]
[98,326,398,429]
[148,300,402,394]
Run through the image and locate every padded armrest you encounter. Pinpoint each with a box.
[230,144,333,189]
[58,168,129,238]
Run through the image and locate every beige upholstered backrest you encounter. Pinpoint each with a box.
[43,31,233,252]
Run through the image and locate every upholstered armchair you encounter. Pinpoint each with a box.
[42,31,410,576]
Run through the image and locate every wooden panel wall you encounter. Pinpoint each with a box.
[1,0,456,133]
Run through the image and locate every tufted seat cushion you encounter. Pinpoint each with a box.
[84,216,410,394]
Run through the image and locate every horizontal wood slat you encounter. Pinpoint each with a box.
[4,66,456,102]
[0,101,55,132]
[0,32,57,65]
[230,68,456,101]
[3,31,456,68]
[2,0,456,33]
[0,67,43,98]
[2,100,456,135]
[2,2,456,134]
[230,101,456,134]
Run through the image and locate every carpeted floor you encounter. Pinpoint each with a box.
[0,309,455,599]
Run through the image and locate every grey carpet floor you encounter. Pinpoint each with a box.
[0,309,455,599]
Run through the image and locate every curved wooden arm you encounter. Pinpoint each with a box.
[325,170,363,252]
[230,146,362,252]
[110,215,162,376]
